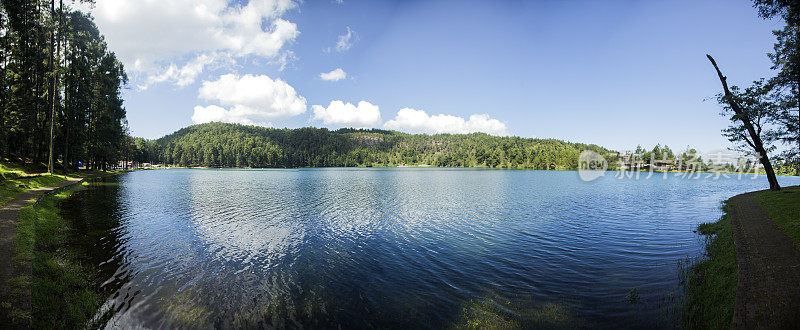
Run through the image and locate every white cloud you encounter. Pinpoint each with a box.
[319,68,347,81]
[145,53,222,88]
[88,0,299,87]
[192,74,307,125]
[326,26,356,53]
[384,108,508,136]
[192,105,256,125]
[270,50,297,71]
[311,101,381,128]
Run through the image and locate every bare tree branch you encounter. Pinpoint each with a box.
[707,54,781,190]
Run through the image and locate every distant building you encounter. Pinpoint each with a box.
[615,152,674,172]
[617,152,634,170]
[652,160,674,172]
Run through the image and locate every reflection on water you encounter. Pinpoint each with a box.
[58,168,800,328]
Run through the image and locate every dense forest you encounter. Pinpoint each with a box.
[128,122,735,172]
[127,123,616,169]
[123,122,800,174]
[0,1,128,171]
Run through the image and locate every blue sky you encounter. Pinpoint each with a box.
[86,0,783,152]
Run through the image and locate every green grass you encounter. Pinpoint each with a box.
[755,186,800,251]
[1,161,76,206]
[0,162,35,179]
[12,183,106,329]
[682,202,738,329]
[0,161,123,206]
[0,174,71,206]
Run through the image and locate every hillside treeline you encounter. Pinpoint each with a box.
[130,123,616,169]
[0,1,128,170]
[129,123,789,173]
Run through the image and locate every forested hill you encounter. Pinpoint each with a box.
[132,122,615,169]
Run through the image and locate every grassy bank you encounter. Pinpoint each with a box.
[0,162,34,178]
[11,182,107,328]
[683,186,800,329]
[0,175,69,205]
[9,168,132,328]
[682,202,738,329]
[1,162,71,206]
[1,161,116,206]
[755,186,800,250]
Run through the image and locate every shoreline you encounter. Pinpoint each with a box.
[1,171,126,328]
[684,186,800,328]
[136,166,800,179]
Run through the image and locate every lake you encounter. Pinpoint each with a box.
[59,169,800,328]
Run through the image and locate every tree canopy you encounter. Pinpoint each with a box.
[0,1,128,171]
[125,122,728,176]
[130,123,616,170]
[754,0,800,171]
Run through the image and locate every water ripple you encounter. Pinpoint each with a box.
[55,168,800,329]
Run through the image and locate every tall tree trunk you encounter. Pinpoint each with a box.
[707,54,781,191]
[47,0,56,173]
[35,0,43,165]
[59,0,67,172]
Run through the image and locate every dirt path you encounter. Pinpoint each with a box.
[0,177,83,328]
[730,191,800,329]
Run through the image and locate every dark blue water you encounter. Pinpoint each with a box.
[59,169,800,328]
